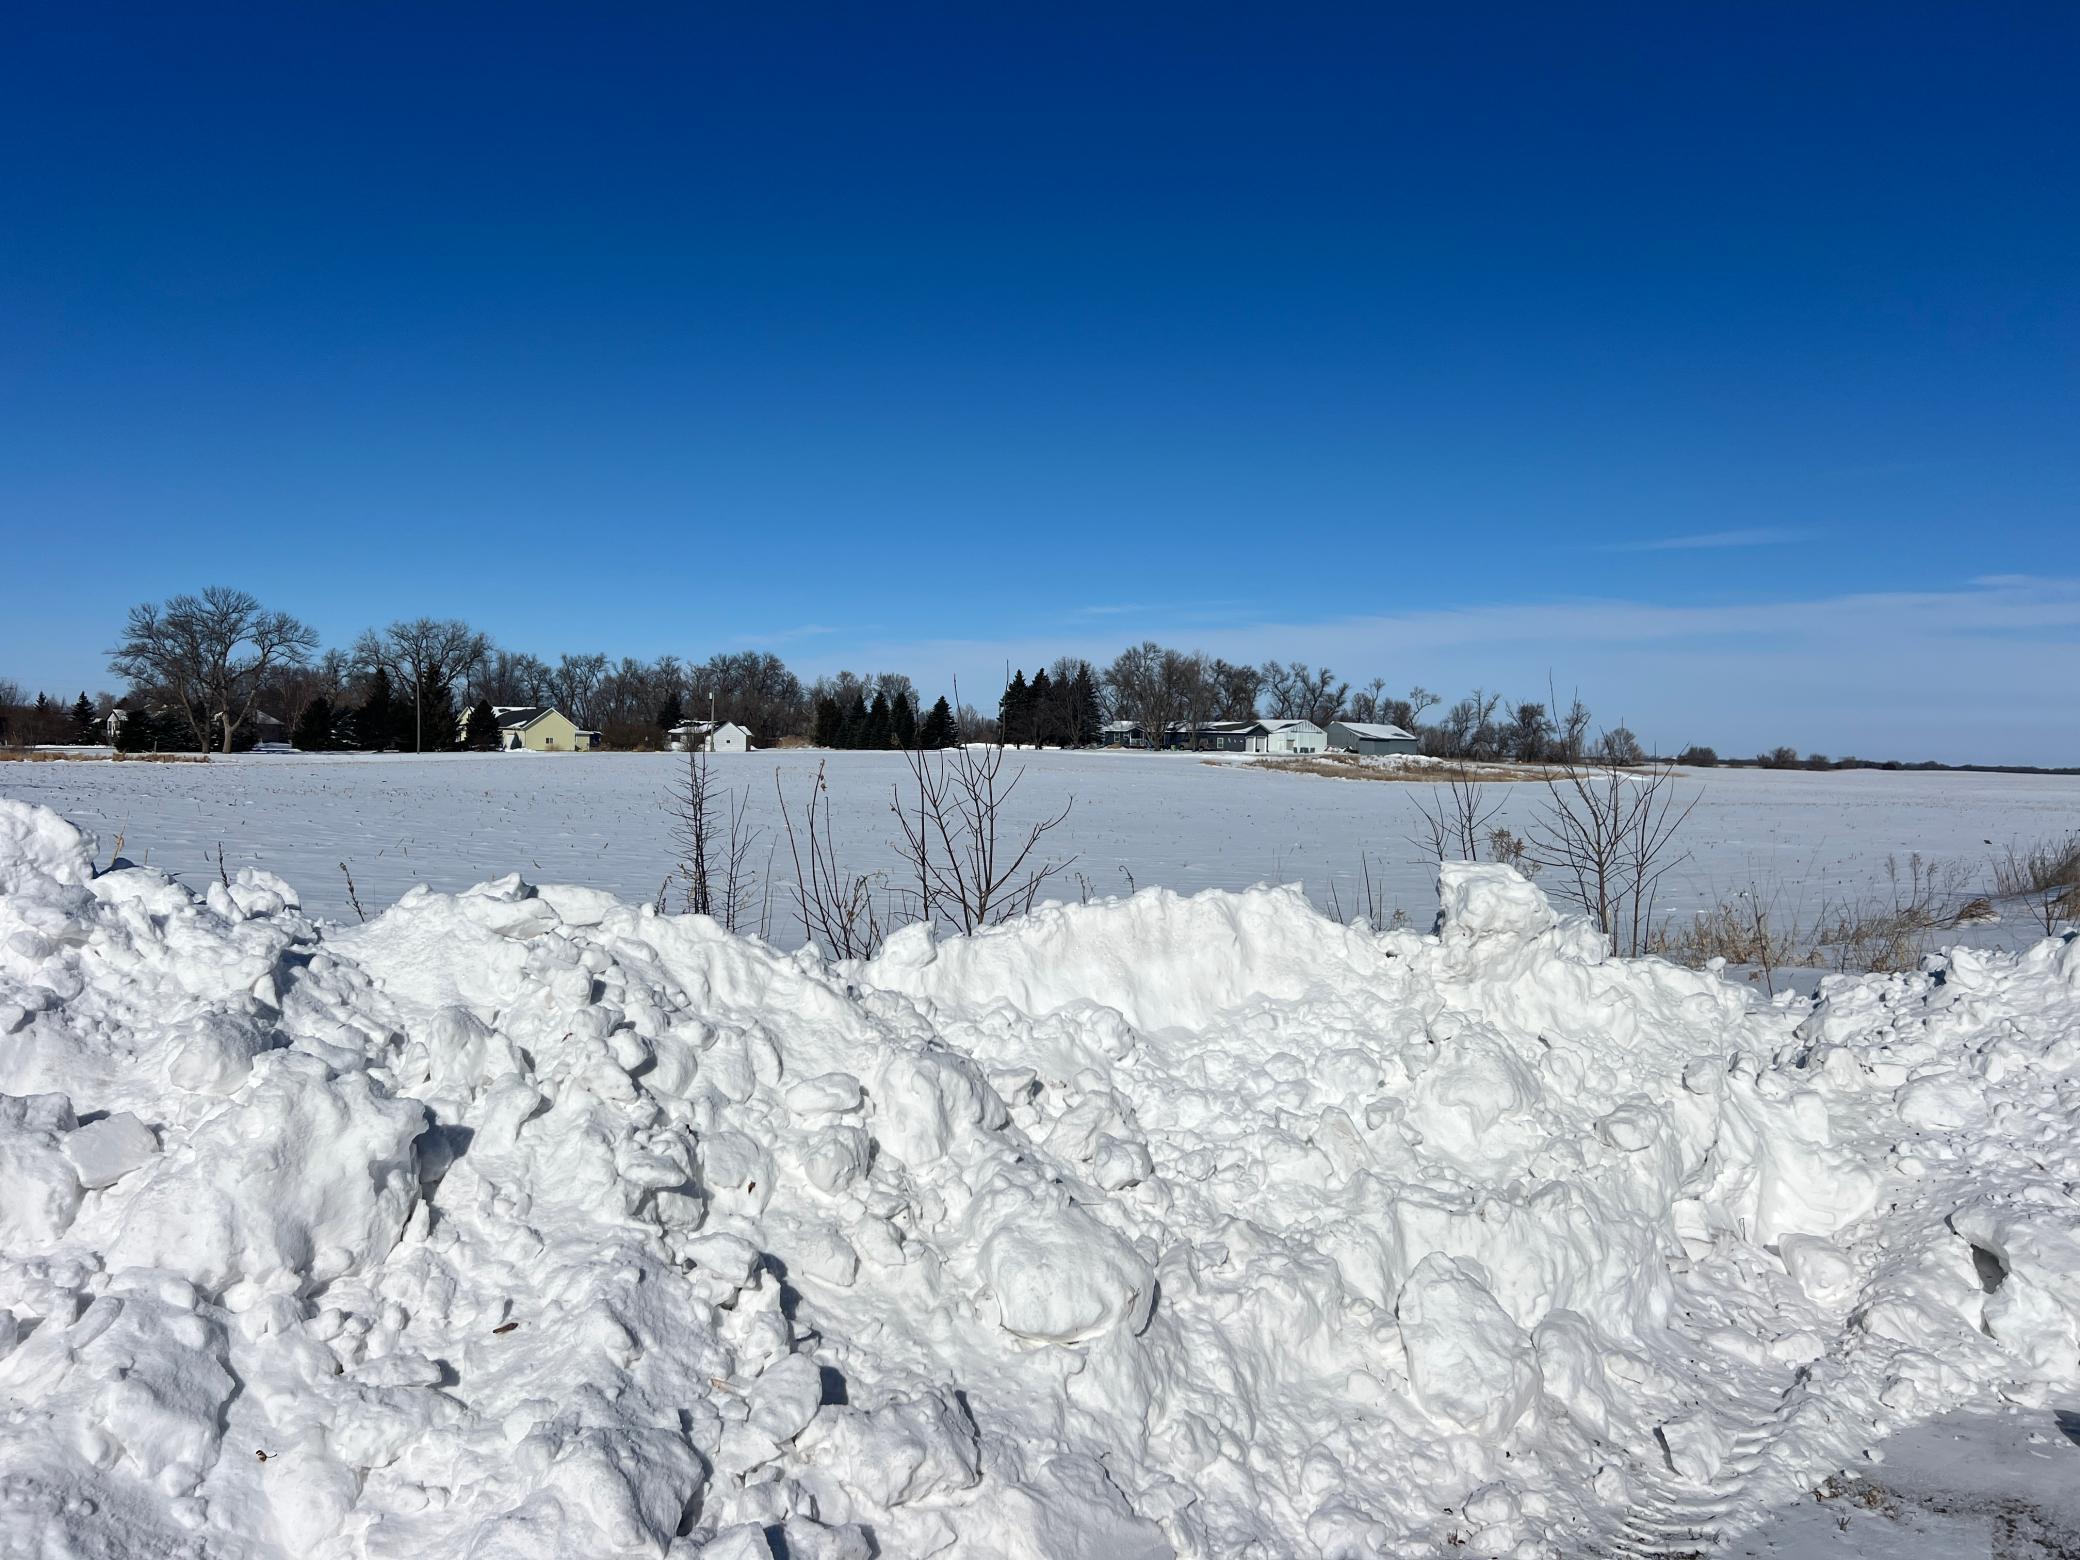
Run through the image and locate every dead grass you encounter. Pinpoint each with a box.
[1988,830,2080,934]
[1992,830,2080,897]
[1216,753,1550,784]
[0,749,207,764]
[1652,854,1981,978]
[1648,894,1806,976]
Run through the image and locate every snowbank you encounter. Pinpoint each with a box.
[1,798,2076,1557]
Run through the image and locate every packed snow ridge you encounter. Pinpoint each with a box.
[1,799,2077,1559]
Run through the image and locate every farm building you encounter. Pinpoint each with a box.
[1326,721,1420,756]
[1165,719,1327,754]
[1253,719,1327,754]
[668,720,753,754]
[1103,717,1327,753]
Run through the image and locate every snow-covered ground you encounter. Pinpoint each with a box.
[3,795,2079,1558]
[2,750,2074,951]
[1731,1407,2080,1557]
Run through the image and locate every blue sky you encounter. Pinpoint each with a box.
[3,5,2076,761]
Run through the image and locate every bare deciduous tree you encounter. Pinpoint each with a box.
[1408,775,1504,862]
[893,743,1076,933]
[1596,725,1645,766]
[1211,658,1262,721]
[1427,688,1504,760]
[1348,676,1389,724]
[1553,687,1593,762]
[667,747,761,931]
[1258,660,1347,727]
[546,652,610,730]
[1527,726,1698,955]
[355,618,489,752]
[1104,642,1174,750]
[475,649,554,708]
[1505,702,1550,763]
[109,587,318,754]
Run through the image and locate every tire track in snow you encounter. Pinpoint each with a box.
[1581,1267,1828,1558]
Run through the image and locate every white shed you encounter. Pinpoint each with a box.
[669,720,752,754]
[1258,719,1326,754]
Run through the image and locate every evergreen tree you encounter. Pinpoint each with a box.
[919,695,955,749]
[464,698,500,751]
[658,692,684,733]
[71,693,100,744]
[999,670,1029,748]
[863,691,892,750]
[294,696,335,752]
[1027,668,1053,747]
[416,684,457,751]
[114,704,155,753]
[32,693,54,744]
[1071,664,1102,746]
[840,691,869,750]
[813,696,843,748]
[360,668,395,752]
[160,703,205,751]
[891,689,917,749]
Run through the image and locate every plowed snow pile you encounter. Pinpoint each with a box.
[2,799,2077,1559]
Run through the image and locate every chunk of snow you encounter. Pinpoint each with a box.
[1397,1254,1541,1438]
[62,1112,157,1189]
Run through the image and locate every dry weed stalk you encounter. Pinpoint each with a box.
[775,761,885,959]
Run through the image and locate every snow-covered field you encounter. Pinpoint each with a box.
[3,750,2075,951]
[3,792,2080,1558]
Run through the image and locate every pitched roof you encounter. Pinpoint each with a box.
[492,706,558,730]
[1333,721,1417,741]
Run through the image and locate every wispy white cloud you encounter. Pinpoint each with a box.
[1072,598,1252,622]
[788,576,2080,765]
[1603,527,1806,552]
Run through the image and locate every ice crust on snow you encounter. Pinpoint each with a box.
[1,797,2078,1556]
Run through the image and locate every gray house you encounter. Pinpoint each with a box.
[1326,720,1420,756]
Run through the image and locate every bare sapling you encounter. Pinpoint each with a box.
[776,760,885,959]
[669,746,761,932]
[1527,712,1698,956]
[1408,774,1503,862]
[892,742,1076,934]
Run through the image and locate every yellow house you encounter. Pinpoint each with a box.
[489,706,588,752]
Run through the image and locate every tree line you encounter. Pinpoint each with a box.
[1,587,1925,766]
[10,590,1645,759]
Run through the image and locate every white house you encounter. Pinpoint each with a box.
[668,720,752,754]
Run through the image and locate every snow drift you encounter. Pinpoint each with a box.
[1,798,2077,1558]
